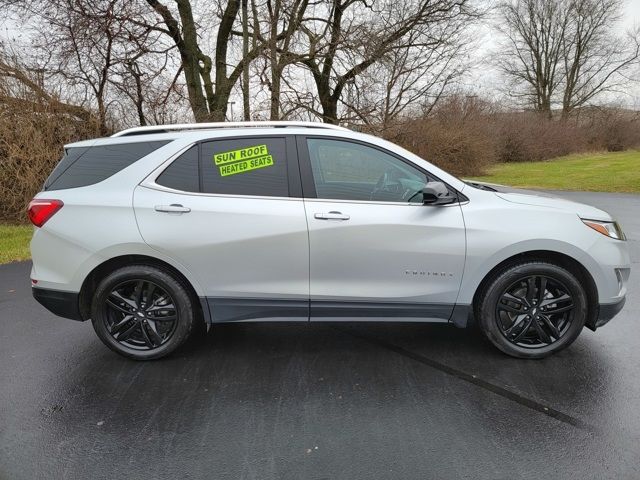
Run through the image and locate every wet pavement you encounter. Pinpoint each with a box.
[1,191,638,480]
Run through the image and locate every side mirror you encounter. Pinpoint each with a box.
[422,181,457,205]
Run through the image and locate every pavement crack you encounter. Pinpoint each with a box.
[334,326,594,432]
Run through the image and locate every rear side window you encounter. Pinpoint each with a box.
[45,141,170,191]
[155,146,200,192]
[200,137,288,197]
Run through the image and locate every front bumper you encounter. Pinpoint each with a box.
[32,287,85,321]
[586,296,626,331]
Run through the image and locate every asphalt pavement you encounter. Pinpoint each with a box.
[1,191,639,480]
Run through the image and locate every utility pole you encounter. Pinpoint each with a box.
[227,101,236,121]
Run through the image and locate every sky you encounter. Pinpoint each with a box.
[624,0,640,28]
[463,0,640,107]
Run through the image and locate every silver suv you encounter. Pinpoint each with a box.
[28,121,630,360]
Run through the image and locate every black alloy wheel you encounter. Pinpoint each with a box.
[104,279,178,350]
[477,261,588,359]
[496,275,575,348]
[91,264,198,360]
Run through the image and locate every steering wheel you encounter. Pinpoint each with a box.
[370,169,412,201]
[370,170,392,200]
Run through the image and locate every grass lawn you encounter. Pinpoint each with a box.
[0,224,33,264]
[469,150,640,193]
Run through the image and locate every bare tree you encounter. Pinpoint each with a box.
[105,6,180,126]
[144,0,274,122]
[0,45,93,123]
[251,0,310,119]
[32,0,125,134]
[498,0,640,117]
[0,0,179,131]
[561,0,640,116]
[300,0,478,124]
[341,29,470,131]
[497,0,570,116]
[109,52,181,126]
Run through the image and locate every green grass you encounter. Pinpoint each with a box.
[469,150,640,193]
[0,224,33,264]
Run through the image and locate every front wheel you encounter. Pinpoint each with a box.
[91,265,198,360]
[477,262,588,359]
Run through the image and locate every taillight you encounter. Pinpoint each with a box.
[28,199,64,227]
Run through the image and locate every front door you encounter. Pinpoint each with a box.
[299,136,466,321]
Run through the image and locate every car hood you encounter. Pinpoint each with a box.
[466,181,613,220]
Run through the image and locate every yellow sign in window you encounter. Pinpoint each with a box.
[213,144,274,176]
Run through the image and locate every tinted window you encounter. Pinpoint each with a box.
[156,146,200,192]
[200,137,288,197]
[307,138,428,203]
[43,146,91,189]
[45,141,170,191]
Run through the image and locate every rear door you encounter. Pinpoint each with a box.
[133,135,310,322]
[298,136,466,322]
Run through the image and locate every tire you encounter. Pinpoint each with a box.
[91,264,198,360]
[477,261,588,359]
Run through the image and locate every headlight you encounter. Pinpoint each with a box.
[581,219,626,240]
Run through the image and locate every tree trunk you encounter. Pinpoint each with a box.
[320,97,339,124]
[270,67,281,120]
[541,96,552,119]
[210,89,230,122]
[96,95,109,135]
[213,0,241,122]
[269,0,281,120]
[146,0,210,121]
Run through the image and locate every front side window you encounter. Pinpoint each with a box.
[200,137,289,197]
[307,138,428,203]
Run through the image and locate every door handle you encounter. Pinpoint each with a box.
[314,211,350,221]
[154,204,191,214]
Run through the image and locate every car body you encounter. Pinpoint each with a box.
[29,121,630,360]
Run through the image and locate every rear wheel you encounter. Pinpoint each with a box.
[91,265,198,360]
[477,262,588,359]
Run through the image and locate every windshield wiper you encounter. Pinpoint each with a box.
[465,181,498,192]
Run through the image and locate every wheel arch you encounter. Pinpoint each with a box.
[78,254,211,323]
[470,250,598,329]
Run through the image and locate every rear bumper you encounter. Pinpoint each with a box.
[32,287,85,321]
[586,296,626,331]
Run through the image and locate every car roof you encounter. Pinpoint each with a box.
[65,122,353,148]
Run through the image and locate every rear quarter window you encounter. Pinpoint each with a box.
[45,141,170,191]
[155,146,200,192]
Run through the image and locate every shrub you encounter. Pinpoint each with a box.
[0,104,99,223]
[581,108,640,152]
[386,96,498,176]
[379,95,640,176]
[495,112,589,162]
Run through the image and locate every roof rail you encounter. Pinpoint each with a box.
[112,121,349,137]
